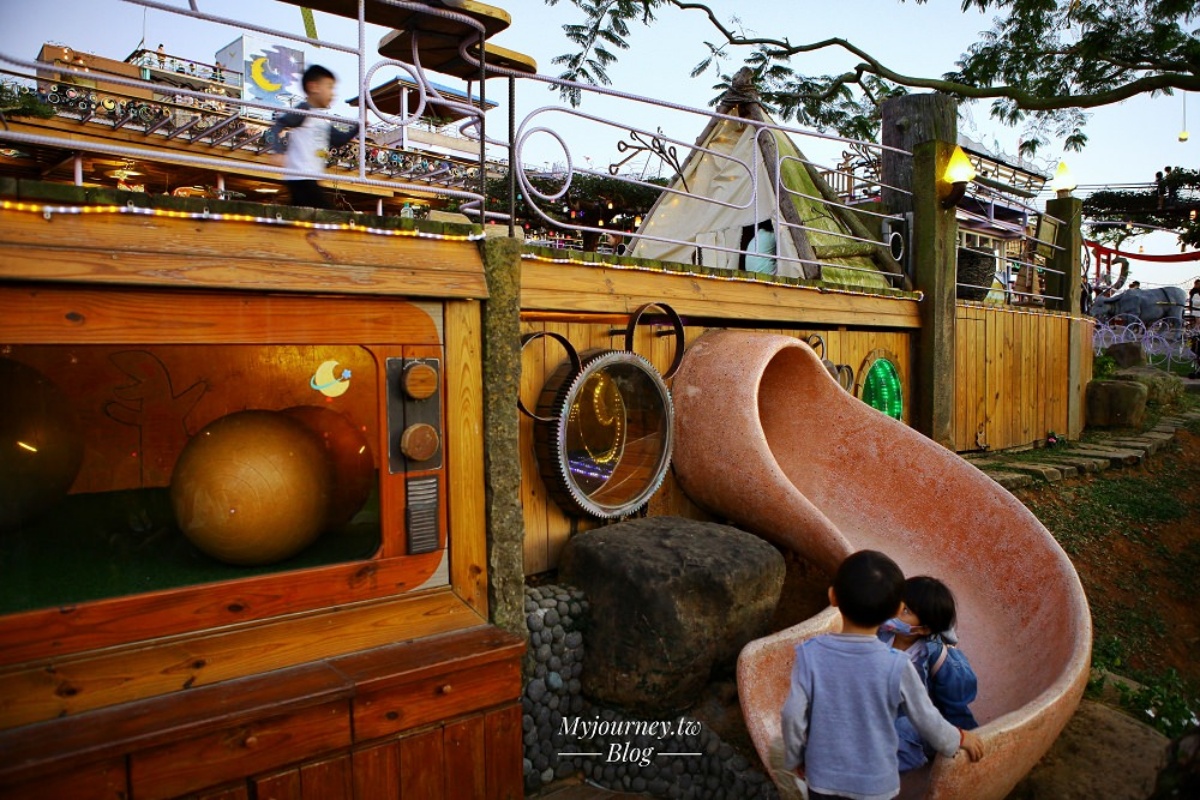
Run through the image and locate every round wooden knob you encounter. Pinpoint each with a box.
[243,735,259,749]
[400,423,440,462]
[402,363,439,400]
[439,684,453,694]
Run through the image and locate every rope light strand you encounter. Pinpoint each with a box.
[0,200,485,241]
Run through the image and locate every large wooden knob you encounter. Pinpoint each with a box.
[402,363,438,400]
[400,423,440,462]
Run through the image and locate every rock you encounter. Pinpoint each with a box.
[1153,727,1200,799]
[1105,341,1145,368]
[1086,379,1149,428]
[1114,366,1186,406]
[1009,700,1169,800]
[559,517,785,715]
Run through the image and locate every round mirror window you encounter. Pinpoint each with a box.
[535,349,674,518]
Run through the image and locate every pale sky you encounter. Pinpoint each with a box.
[1,0,1194,285]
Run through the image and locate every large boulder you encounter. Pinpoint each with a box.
[559,517,785,715]
[1086,379,1149,428]
[1114,366,1185,406]
[1008,700,1169,800]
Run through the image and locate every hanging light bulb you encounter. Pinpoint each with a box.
[1180,93,1190,142]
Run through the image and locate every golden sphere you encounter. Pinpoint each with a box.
[170,410,331,565]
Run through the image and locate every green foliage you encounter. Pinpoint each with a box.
[1093,353,1118,380]
[544,0,1200,155]
[487,169,665,228]
[0,81,55,120]
[1115,670,1199,738]
[1084,167,1200,248]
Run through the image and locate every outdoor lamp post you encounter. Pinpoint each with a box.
[1050,162,1077,198]
[940,145,975,208]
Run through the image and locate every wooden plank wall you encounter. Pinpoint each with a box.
[519,319,914,576]
[953,302,1087,452]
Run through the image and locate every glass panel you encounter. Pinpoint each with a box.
[560,355,672,515]
[0,345,382,614]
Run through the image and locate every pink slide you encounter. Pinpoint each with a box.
[671,331,1091,800]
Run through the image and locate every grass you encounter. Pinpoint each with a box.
[1013,397,1200,738]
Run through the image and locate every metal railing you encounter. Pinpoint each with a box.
[0,0,926,287]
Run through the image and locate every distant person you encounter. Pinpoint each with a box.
[1189,279,1200,312]
[156,43,165,68]
[878,576,980,773]
[779,550,984,800]
[1165,166,1179,206]
[1156,171,1166,210]
[269,65,360,209]
[1129,280,1141,290]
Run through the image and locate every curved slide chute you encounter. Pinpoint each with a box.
[671,331,1091,800]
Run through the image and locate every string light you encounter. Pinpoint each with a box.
[0,200,485,241]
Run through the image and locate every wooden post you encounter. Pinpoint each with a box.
[885,93,959,447]
[1046,194,1085,438]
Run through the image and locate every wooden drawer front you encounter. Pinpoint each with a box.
[0,757,126,800]
[130,702,351,800]
[353,660,520,741]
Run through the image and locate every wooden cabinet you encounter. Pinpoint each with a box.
[0,627,524,800]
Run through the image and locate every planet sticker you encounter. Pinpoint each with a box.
[310,360,351,398]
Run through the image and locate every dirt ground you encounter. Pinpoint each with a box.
[1013,428,1200,698]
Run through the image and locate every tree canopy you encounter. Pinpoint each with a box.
[546,0,1200,155]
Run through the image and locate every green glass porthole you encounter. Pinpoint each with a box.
[860,355,903,420]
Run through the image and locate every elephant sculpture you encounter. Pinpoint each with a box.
[1090,286,1187,327]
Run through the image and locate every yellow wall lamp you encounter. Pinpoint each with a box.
[940,145,977,209]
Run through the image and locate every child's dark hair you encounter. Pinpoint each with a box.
[302,64,335,90]
[833,550,904,627]
[904,576,957,635]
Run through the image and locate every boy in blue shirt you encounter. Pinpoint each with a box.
[781,551,984,800]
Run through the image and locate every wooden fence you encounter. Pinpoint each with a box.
[953,302,1093,452]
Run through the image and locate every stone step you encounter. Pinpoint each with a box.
[970,460,1066,481]
[982,470,1035,490]
[1062,445,1144,466]
[1034,454,1110,473]
[1103,438,1160,455]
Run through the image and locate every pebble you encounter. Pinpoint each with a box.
[519,583,777,798]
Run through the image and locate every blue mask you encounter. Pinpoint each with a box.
[880,617,915,636]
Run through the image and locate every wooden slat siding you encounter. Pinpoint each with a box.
[445,301,488,617]
[299,755,352,799]
[520,260,920,328]
[518,321,550,575]
[2,285,441,345]
[0,591,481,730]
[443,714,487,799]
[484,704,523,800]
[951,303,1080,452]
[254,769,301,800]
[352,741,401,800]
[198,786,252,800]
[0,213,487,300]
[398,727,445,800]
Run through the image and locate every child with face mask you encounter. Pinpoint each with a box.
[877,576,980,772]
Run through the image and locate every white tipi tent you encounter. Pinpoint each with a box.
[630,69,905,291]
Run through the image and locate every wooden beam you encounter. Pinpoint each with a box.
[0,211,487,299]
[519,260,921,328]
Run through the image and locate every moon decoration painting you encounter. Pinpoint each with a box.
[309,359,352,398]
